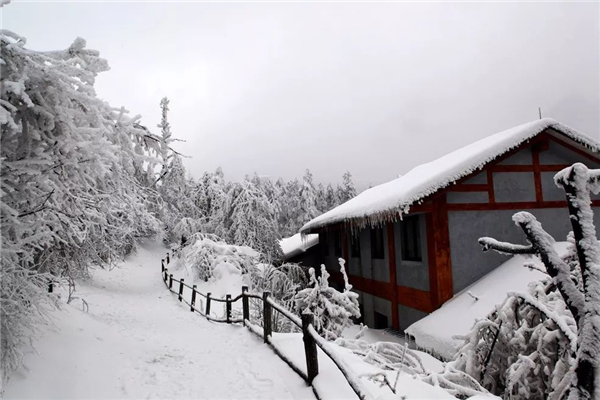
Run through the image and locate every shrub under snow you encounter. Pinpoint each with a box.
[294,259,361,340]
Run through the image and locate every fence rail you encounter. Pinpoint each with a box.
[160,252,372,400]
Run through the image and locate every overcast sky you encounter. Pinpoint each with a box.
[3,1,599,189]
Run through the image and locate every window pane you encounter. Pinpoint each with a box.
[402,216,422,261]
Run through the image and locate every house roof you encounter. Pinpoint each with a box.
[279,233,319,260]
[301,118,600,233]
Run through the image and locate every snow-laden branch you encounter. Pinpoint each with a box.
[479,237,534,255]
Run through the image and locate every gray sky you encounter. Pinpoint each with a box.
[3,1,599,189]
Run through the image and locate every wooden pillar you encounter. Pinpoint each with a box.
[386,222,399,329]
[242,286,249,326]
[178,279,184,302]
[226,294,232,323]
[191,285,197,312]
[263,292,272,343]
[206,292,212,318]
[430,195,453,307]
[301,313,319,383]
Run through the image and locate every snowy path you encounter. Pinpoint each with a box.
[5,239,315,400]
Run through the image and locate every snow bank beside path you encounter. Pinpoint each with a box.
[405,242,570,360]
[4,239,314,400]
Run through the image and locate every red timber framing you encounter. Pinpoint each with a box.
[313,129,600,327]
[386,223,400,329]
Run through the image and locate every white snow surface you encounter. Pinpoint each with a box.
[405,242,571,360]
[280,233,319,260]
[301,118,600,232]
[4,239,315,400]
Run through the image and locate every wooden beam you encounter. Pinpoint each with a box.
[397,286,435,313]
[447,184,489,192]
[426,213,438,307]
[533,145,543,204]
[447,199,600,212]
[386,223,399,329]
[431,196,453,305]
[487,169,495,204]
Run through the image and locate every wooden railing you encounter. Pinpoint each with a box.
[161,253,372,400]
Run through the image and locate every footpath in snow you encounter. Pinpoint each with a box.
[5,239,315,400]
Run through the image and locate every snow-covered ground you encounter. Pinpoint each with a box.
[4,239,315,400]
[405,242,570,360]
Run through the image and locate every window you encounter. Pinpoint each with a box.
[333,231,343,256]
[370,227,385,259]
[350,234,361,258]
[320,232,329,256]
[401,215,422,262]
[374,311,388,329]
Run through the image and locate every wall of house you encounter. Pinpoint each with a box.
[447,137,600,293]
[448,207,600,293]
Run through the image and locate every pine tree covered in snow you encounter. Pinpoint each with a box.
[294,258,360,340]
[325,183,339,211]
[223,178,282,261]
[339,171,357,204]
[455,163,600,399]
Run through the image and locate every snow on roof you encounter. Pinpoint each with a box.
[279,233,319,260]
[404,242,570,360]
[301,118,600,233]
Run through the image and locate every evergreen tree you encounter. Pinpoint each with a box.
[299,169,320,223]
[340,171,357,203]
[325,183,338,211]
[223,178,282,261]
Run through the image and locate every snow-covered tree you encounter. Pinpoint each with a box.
[325,183,339,211]
[316,183,327,213]
[223,178,282,261]
[457,163,600,399]
[339,171,357,204]
[294,258,360,340]
[0,30,161,385]
[297,169,321,230]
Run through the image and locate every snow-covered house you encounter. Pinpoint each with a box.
[300,118,600,331]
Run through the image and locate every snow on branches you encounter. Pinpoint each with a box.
[0,30,161,385]
[295,258,360,340]
[463,163,600,399]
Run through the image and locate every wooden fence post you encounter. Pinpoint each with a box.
[191,285,197,312]
[178,279,184,302]
[166,252,170,264]
[242,286,249,326]
[226,294,232,323]
[302,313,319,383]
[263,291,272,343]
[48,280,53,293]
[169,274,173,290]
[206,292,212,318]
[164,269,168,282]
[161,259,165,272]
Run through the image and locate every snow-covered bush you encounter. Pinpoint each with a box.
[171,232,259,282]
[336,327,427,374]
[250,262,309,332]
[295,259,360,340]
[167,217,203,247]
[455,163,600,399]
